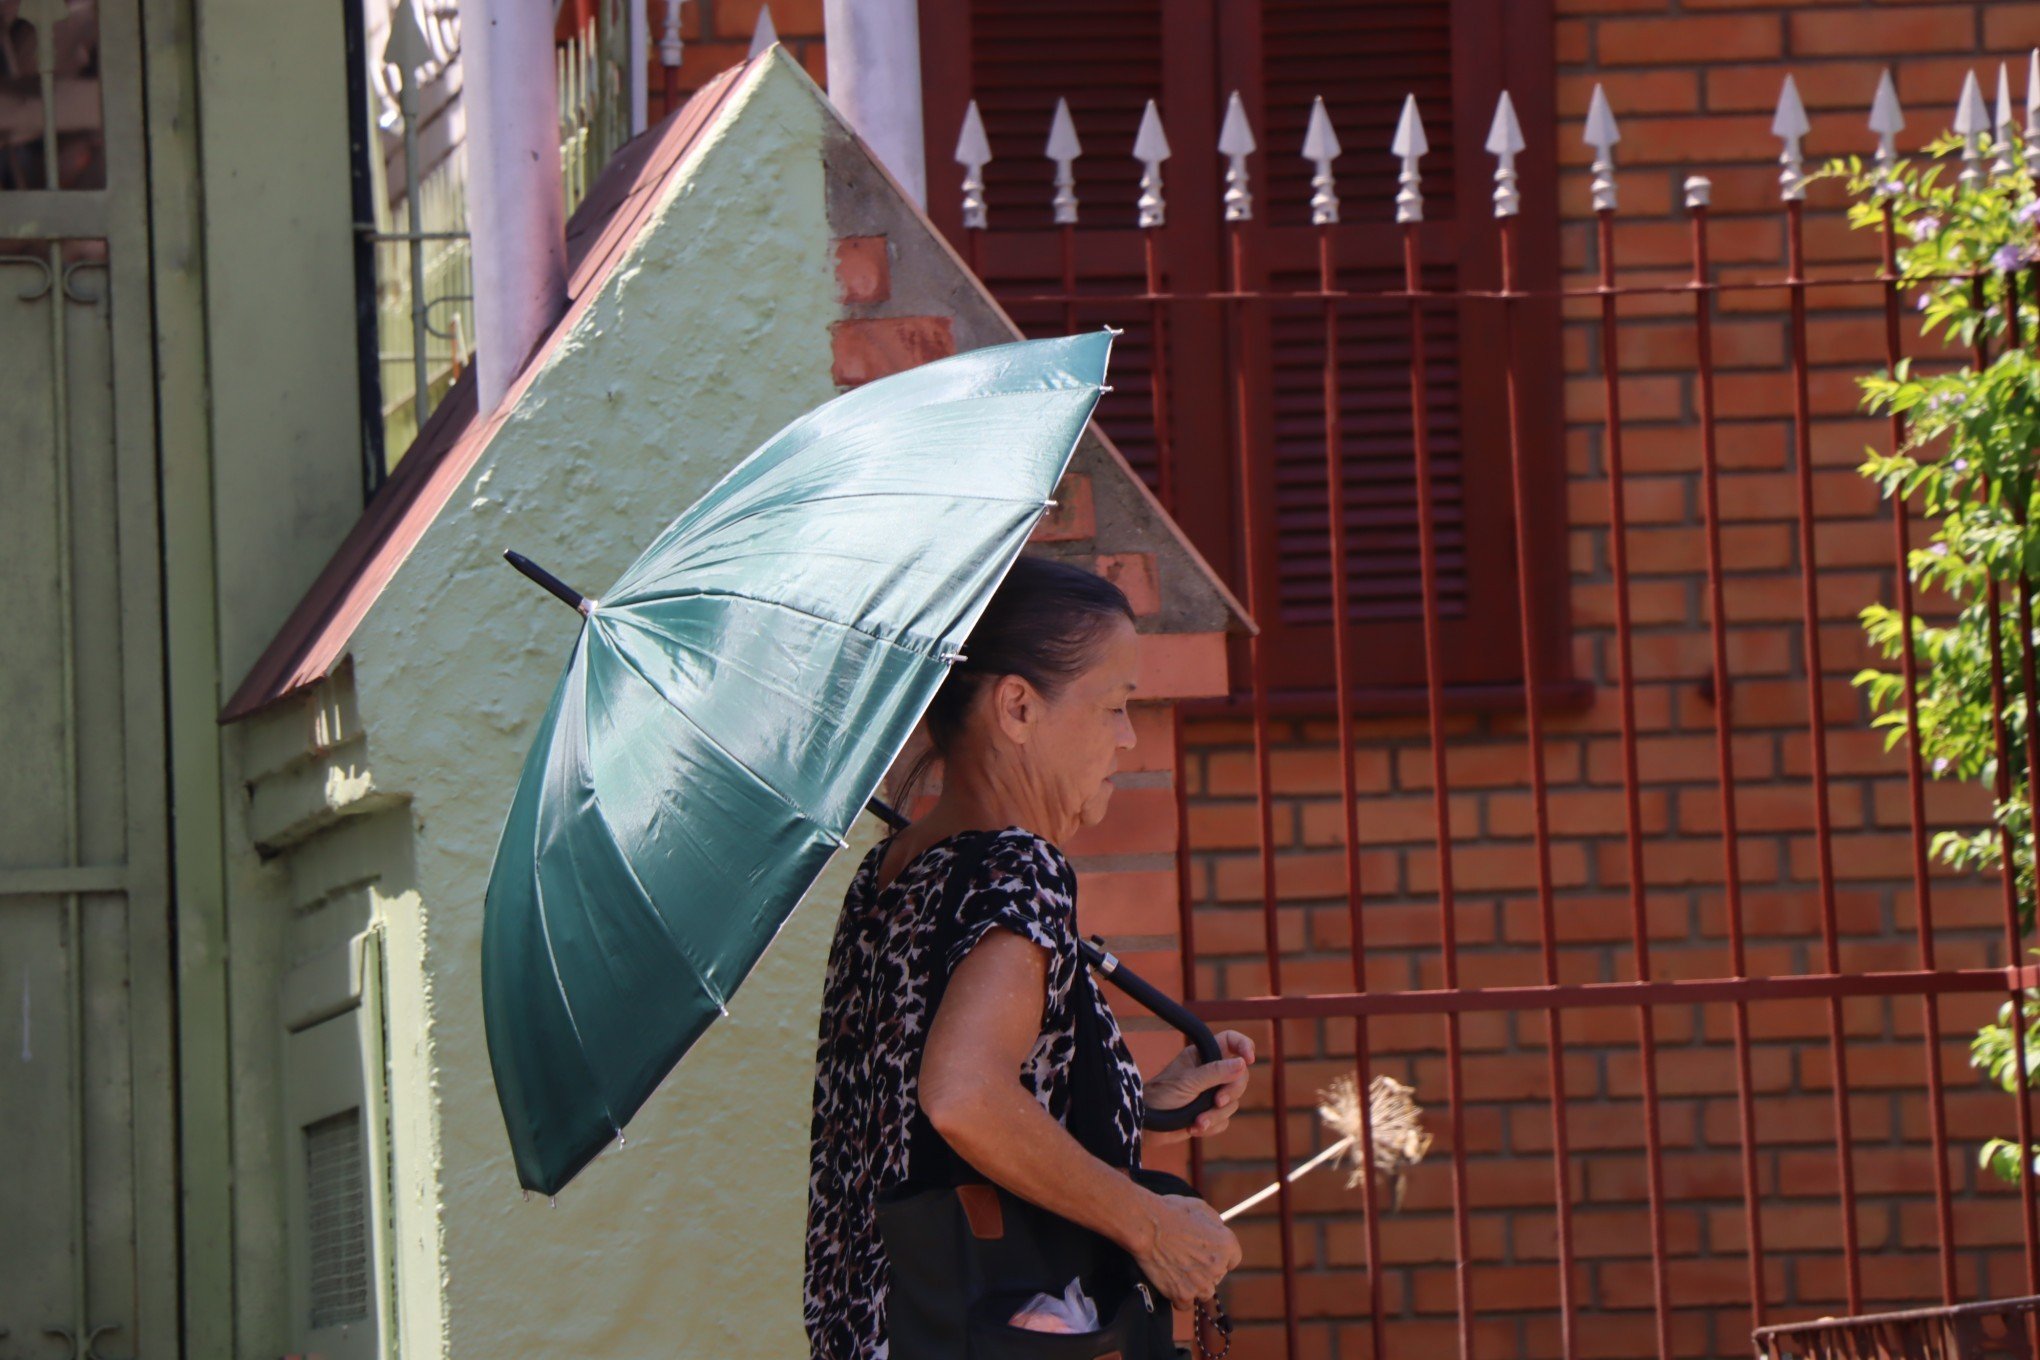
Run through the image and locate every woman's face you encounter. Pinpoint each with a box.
[1024,615,1140,832]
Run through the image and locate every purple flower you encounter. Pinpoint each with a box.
[1911,215,1943,242]
[1934,756,1952,774]
[1995,243,2028,273]
[1882,178,1906,197]
[1917,292,1934,311]
[1930,542,1951,556]
[1952,458,1970,473]
[2021,200,2040,225]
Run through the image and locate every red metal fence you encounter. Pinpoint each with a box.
[952,73,2040,1360]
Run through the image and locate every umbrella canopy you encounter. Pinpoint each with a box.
[483,331,1114,1195]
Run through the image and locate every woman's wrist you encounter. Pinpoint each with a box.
[1111,1184,1164,1257]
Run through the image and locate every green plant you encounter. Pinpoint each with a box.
[1828,137,2040,1180]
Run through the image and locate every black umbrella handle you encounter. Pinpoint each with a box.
[862,798,1221,1133]
[1078,937,1223,1132]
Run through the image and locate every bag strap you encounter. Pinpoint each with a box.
[902,829,1000,1188]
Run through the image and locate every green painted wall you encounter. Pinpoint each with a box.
[340,55,853,1357]
[181,1,369,1353]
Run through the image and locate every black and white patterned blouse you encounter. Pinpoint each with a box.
[803,827,1147,1360]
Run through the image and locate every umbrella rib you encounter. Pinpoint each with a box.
[526,820,620,1138]
[584,794,733,1018]
[592,613,846,840]
[601,588,954,664]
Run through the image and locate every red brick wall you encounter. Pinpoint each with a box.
[1181,8,2040,1359]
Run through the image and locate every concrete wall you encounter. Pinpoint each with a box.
[337,58,850,1358]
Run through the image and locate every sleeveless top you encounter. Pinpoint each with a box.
[802,827,1146,1360]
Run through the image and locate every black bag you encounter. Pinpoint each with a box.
[872,831,1208,1360]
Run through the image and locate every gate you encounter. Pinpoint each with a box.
[941,66,2040,1360]
[0,0,180,1354]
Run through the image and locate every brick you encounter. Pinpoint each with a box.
[1093,551,1160,617]
[829,315,954,386]
[832,235,889,304]
[1064,783,1176,858]
[1984,8,2040,49]
[1557,70,1700,117]
[1789,6,1978,56]
[1030,471,1094,542]
[715,0,825,38]
[1133,631,1229,701]
[1076,868,1182,938]
[1113,703,1176,774]
[1596,14,1783,65]
[1705,60,1892,113]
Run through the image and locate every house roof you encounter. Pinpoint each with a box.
[219,61,754,723]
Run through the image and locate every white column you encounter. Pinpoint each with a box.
[460,0,568,412]
[822,0,926,207]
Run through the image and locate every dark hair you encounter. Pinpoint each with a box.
[892,556,1135,810]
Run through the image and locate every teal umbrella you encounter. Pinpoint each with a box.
[484,332,1113,1195]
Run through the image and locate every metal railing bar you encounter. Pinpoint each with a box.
[1877,198,1960,1308]
[1194,966,2040,1021]
[1225,215,1302,1360]
[1689,191,1770,1333]
[1399,209,1476,1360]
[1316,216,1388,1360]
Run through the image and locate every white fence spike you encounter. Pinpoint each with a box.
[384,0,431,77]
[2028,50,2040,178]
[1046,98,1082,224]
[1134,99,1170,228]
[1219,90,1256,222]
[1302,96,1341,225]
[1869,69,1905,179]
[1486,90,1524,219]
[956,100,991,229]
[748,4,777,58]
[1956,70,1990,190]
[1392,94,1428,223]
[1773,74,1810,202]
[1583,84,1619,212]
[659,0,684,68]
[1684,174,1712,211]
[1995,62,2018,178]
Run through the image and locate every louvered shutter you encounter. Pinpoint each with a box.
[920,0,1566,703]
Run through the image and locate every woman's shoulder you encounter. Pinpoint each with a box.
[972,828,1076,905]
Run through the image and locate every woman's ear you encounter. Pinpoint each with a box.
[991,673,1037,744]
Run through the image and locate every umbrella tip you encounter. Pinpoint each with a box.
[504,548,593,616]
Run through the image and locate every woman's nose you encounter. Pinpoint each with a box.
[1117,712,1137,749]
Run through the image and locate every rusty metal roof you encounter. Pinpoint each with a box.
[220,61,752,724]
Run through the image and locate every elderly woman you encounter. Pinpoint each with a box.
[803,556,1254,1360]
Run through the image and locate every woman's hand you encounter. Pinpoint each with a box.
[1142,1030,1256,1145]
[1131,1192,1241,1307]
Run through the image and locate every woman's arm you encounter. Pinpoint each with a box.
[921,930,1239,1305]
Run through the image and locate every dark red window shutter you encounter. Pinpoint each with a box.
[920,0,1567,706]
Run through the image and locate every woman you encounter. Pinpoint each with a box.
[804,556,1254,1360]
